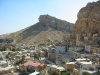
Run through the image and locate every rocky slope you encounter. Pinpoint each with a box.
[74,1,100,37]
[0,15,74,46]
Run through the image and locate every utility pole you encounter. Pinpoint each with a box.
[80,64,82,75]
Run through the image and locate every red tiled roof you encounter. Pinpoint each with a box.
[40,63,45,67]
[20,60,45,67]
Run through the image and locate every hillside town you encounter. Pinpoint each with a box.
[0,0,100,75]
[0,31,100,75]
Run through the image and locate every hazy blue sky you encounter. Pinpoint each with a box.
[0,0,98,34]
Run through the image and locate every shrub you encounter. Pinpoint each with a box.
[83,72,92,75]
[48,72,55,75]
[61,71,70,75]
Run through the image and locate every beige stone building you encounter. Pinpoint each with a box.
[66,62,78,71]
[47,65,65,75]
[91,47,100,54]
[91,53,100,64]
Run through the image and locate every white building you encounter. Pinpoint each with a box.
[85,44,91,53]
[75,58,97,75]
[80,61,97,75]
[75,58,90,62]
[0,60,8,67]
[55,46,66,53]
[29,72,40,75]
[75,47,84,52]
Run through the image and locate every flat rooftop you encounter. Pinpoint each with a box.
[75,58,90,61]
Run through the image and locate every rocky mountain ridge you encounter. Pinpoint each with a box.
[0,15,74,46]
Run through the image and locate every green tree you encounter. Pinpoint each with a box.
[83,72,92,75]
[61,71,70,75]
[6,52,11,59]
[0,47,6,51]
[48,72,55,75]
[92,73,99,75]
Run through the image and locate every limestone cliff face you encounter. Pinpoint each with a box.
[74,1,100,36]
[39,15,73,32]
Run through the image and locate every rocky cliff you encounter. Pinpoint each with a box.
[39,15,73,32]
[74,1,100,37]
[0,15,74,46]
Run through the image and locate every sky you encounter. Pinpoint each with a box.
[0,0,98,35]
